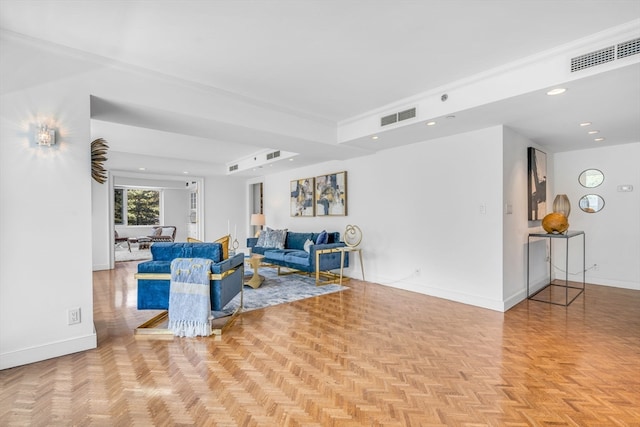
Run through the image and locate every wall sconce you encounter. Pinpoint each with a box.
[36,124,55,146]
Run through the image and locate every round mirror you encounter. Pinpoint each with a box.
[579,194,605,213]
[578,169,604,188]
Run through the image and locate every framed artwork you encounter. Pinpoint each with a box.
[290,177,315,217]
[315,171,347,216]
[527,147,547,221]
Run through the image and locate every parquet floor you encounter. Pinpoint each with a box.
[1,262,639,426]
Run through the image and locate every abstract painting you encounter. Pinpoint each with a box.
[315,171,347,216]
[528,147,547,221]
[290,177,315,217]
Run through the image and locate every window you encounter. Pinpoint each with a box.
[115,188,160,226]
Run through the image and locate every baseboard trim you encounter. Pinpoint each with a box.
[93,263,111,271]
[0,328,97,370]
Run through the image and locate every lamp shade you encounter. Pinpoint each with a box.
[250,213,265,226]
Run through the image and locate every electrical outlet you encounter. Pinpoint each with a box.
[415,268,421,275]
[68,308,81,325]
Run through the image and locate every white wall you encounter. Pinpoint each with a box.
[203,175,247,246]
[0,46,97,369]
[554,143,640,290]
[163,189,190,241]
[502,128,555,308]
[2,33,266,368]
[92,174,111,271]
[261,126,507,311]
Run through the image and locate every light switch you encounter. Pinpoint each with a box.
[617,185,634,192]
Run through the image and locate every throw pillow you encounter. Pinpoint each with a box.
[161,227,174,237]
[153,227,163,236]
[187,237,202,243]
[316,230,328,245]
[303,239,314,253]
[214,235,230,260]
[256,227,288,249]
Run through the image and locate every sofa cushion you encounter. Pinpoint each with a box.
[214,234,230,259]
[286,232,313,250]
[138,260,171,274]
[316,230,329,245]
[284,251,311,267]
[189,243,223,262]
[150,242,222,263]
[256,227,287,249]
[303,239,314,253]
[263,249,287,262]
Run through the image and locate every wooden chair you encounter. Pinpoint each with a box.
[148,226,177,242]
[115,230,131,251]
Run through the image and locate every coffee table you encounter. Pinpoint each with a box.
[245,254,265,288]
[128,237,152,251]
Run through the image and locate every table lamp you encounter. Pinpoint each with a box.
[251,213,265,237]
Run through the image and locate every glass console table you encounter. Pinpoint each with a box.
[527,230,585,306]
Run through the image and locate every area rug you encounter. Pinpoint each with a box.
[212,267,348,317]
[115,243,152,262]
[134,265,349,336]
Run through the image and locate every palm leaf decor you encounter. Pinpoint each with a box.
[91,138,109,184]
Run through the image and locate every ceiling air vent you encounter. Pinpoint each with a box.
[617,37,640,59]
[381,113,398,126]
[266,150,281,160]
[398,107,416,122]
[571,45,615,72]
[229,164,238,172]
[381,107,416,127]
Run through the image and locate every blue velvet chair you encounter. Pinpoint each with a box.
[135,242,244,311]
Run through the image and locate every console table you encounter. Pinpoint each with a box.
[527,230,585,306]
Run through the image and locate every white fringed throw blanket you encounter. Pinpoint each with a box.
[168,258,213,337]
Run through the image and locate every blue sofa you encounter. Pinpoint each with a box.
[135,242,244,311]
[247,231,348,279]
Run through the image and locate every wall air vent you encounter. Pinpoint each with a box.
[571,46,615,72]
[229,164,238,172]
[381,113,398,127]
[398,108,416,122]
[617,37,640,59]
[266,150,281,160]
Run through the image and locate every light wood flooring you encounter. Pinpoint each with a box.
[1,261,639,426]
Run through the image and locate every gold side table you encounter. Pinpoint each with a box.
[245,254,265,289]
[337,246,364,286]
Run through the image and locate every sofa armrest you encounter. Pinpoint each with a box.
[211,252,244,274]
[309,242,348,271]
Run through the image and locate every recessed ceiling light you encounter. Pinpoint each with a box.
[546,88,567,95]
[594,137,605,142]
[580,122,592,127]
[588,130,600,135]
[289,158,294,161]
[446,115,456,119]
[138,167,146,171]
[371,135,379,140]
[426,121,437,126]
[183,171,189,174]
